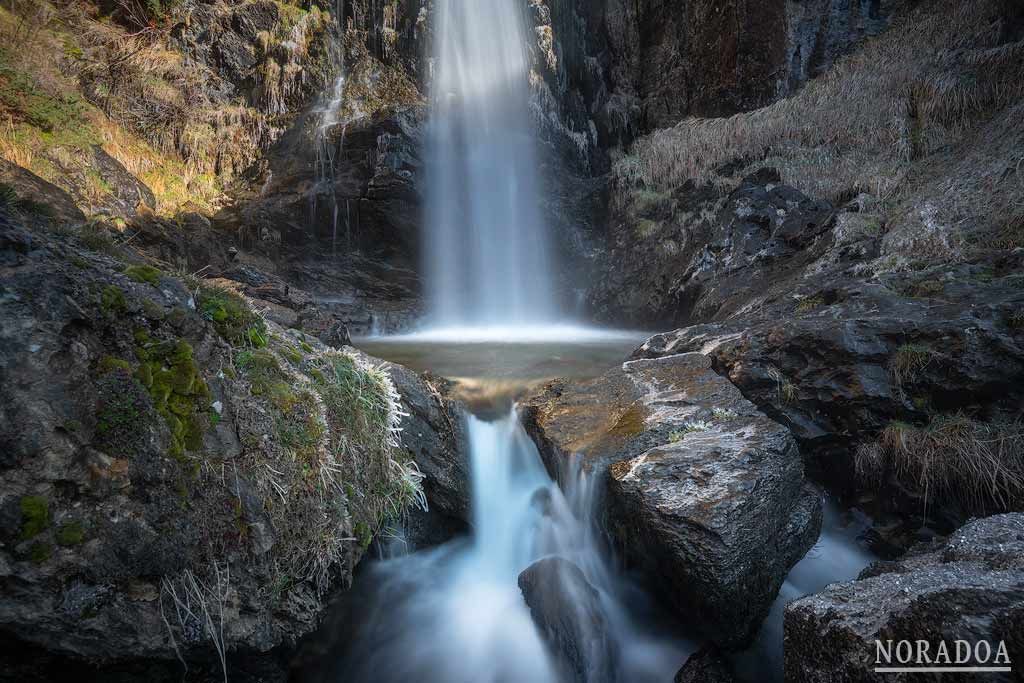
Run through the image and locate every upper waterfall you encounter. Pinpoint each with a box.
[424,0,556,327]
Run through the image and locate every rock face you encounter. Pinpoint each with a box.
[0,215,465,677]
[631,255,1024,491]
[521,352,822,648]
[531,0,895,166]
[785,513,1024,682]
[518,556,619,683]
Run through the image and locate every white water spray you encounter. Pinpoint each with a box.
[334,411,687,682]
[424,0,556,326]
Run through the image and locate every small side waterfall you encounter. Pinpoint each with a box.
[424,0,556,326]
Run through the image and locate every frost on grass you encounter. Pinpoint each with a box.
[232,336,426,596]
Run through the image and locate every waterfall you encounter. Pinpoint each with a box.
[329,410,687,682]
[424,0,557,327]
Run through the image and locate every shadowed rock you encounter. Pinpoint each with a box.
[785,513,1024,682]
[518,556,619,683]
[675,645,736,683]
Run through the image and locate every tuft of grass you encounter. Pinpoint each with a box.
[614,0,1024,241]
[890,344,936,395]
[0,182,55,220]
[856,414,1024,511]
[0,48,85,133]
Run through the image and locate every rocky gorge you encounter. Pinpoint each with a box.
[1,0,1023,681]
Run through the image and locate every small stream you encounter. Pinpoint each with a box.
[296,334,878,682]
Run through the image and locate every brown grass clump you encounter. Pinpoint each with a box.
[856,415,1024,512]
[616,0,1023,205]
[889,344,937,395]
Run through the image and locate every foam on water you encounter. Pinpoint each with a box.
[371,324,648,345]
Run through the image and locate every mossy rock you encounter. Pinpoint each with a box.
[28,541,52,565]
[98,356,132,374]
[124,264,162,286]
[55,521,85,547]
[95,369,158,459]
[197,286,267,348]
[100,285,127,316]
[19,496,49,540]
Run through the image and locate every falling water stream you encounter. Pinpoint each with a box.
[424,0,556,326]
[300,2,877,681]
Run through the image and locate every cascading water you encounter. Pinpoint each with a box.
[327,411,687,682]
[424,0,556,326]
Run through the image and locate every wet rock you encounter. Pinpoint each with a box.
[784,513,1024,682]
[591,171,837,327]
[518,556,619,683]
[674,645,736,683]
[381,362,470,525]
[521,352,821,648]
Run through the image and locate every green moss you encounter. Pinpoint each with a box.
[141,298,166,321]
[281,347,303,365]
[300,341,314,353]
[98,356,132,374]
[138,339,210,462]
[55,521,85,547]
[100,285,127,316]
[124,264,162,286]
[167,306,187,328]
[28,541,52,564]
[197,286,267,348]
[354,521,372,549]
[635,218,661,239]
[19,496,49,540]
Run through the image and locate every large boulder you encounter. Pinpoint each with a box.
[521,352,821,648]
[518,556,619,683]
[784,513,1024,682]
[0,216,458,677]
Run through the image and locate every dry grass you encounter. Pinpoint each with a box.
[889,343,937,395]
[0,0,335,216]
[856,414,1024,512]
[616,0,1024,207]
